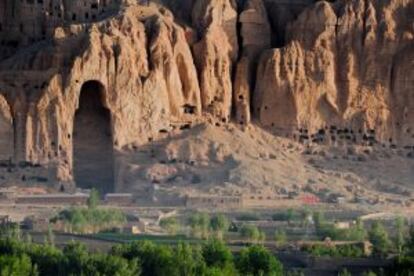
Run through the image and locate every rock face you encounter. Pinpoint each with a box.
[234,0,271,125]
[192,0,239,122]
[0,4,202,190]
[254,0,414,147]
[0,0,413,194]
[0,94,13,161]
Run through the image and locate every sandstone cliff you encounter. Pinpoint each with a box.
[0,0,412,196]
[254,0,414,148]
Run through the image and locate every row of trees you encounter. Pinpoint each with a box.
[160,213,287,244]
[313,212,410,257]
[51,189,126,234]
[53,207,126,234]
[161,210,414,256]
[160,213,231,239]
[0,237,283,276]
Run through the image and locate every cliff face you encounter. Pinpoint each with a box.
[0,0,412,192]
[254,0,414,147]
[0,5,203,188]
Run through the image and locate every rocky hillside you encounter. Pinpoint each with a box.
[0,0,412,198]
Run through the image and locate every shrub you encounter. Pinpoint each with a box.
[159,217,179,235]
[240,225,260,242]
[368,221,391,256]
[347,218,367,242]
[236,245,283,276]
[87,188,100,209]
[209,215,230,239]
[303,244,364,258]
[0,254,38,276]
[55,207,126,234]
[202,239,234,271]
[188,213,210,239]
[274,230,287,247]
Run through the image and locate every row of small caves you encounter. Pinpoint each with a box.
[1,80,414,195]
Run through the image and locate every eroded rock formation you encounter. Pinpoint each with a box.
[254,0,414,147]
[0,0,412,193]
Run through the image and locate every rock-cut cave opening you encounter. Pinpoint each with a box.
[73,81,114,194]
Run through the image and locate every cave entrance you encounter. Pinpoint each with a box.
[73,81,114,194]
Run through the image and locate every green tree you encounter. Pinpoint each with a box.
[406,225,414,256]
[368,221,391,256]
[46,225,55,246]
[236,245,283,276]
[173,243,206,276]
[0,223,21,241]
[159,217,179,235]
[87,188,100,209]
[83,254,139,276]
[258,231,266,243]
[274,230,287,247]
[313,211,326,229]
[286,209,296,225]
[301,208,312,227]
[202,239,234,271]
[394,216,406,255]
[26,243,65,275]
[240,225,260,242]
[56,206,126,234]
[111,240,175,276]
[209,214,230,240]
[62,241,90,275]
[189,213,210,239]
[347,218,367,242]
[0,254,38,276]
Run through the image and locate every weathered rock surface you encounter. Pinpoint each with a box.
[254,0,414,147]
[0,0,412,195]
[192,0,239,122]
[0,94,13,161]
[234,0,271,125]
[0,5,202,188]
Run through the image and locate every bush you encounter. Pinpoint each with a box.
[240,225,261,242]
[202,239,234,271]
[274,230,287,247]
[347,219,367,242]
[188,213,210,239]
[82,254,139,276]
[236,245,283,276]
[0,254,38,276]
[314,216,367,242]
[209,215,230,239]
[172,243,206,276]
[111,240,176,275]
[303,244,365,258]
[368,221,391,256]
[394,217,407,255]
[87,188,100,209]
[159,217,179,235]
[55,207,126,234]
[272,209,301,224]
